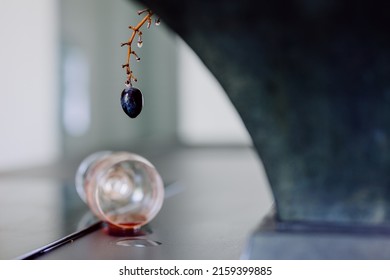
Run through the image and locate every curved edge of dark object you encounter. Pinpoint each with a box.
[136,0,390,226]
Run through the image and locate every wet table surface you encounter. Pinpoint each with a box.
[0,147,273,259]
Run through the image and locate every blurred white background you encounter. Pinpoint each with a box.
[0,0,251,172]
[0,0,59,170]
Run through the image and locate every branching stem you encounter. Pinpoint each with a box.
[121,9,154,85]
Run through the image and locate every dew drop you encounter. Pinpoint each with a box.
[137,40,143,48]
[155,18,161,26]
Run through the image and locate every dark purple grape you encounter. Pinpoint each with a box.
[120,87,144,118]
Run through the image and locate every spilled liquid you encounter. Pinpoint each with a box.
[107,222,162,248]
[104,222,151,237]
[115,239,162,247]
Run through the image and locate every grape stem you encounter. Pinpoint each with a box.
[121,9,154,85]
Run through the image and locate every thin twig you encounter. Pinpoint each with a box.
[121,9,154,85]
